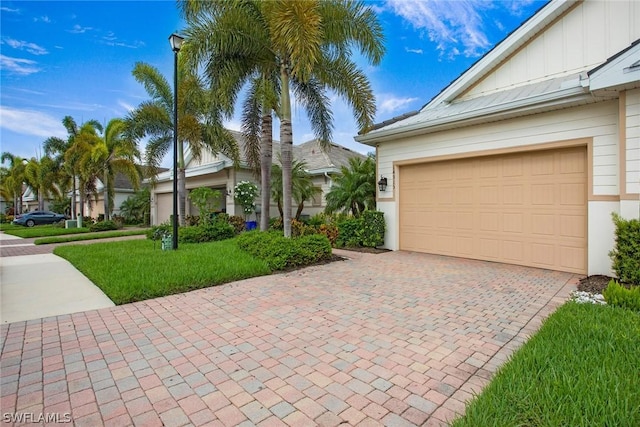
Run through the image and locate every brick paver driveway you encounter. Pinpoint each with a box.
[0,250,578,426]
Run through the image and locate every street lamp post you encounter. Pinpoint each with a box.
[169,33,184,250]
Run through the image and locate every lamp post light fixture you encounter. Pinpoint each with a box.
[378,176,388,192]
[169,33,184,250]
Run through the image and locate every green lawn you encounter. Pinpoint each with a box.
[452,302,640,426]
[34,229,147,245]
[54,239,271,305]
[2,224,91,238]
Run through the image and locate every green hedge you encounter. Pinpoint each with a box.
[179,222,235,243]
[336,211,385,248]
[609,213,640,286]
[236,231,332,270]
[603,280,640,312]
[89,220,119,232]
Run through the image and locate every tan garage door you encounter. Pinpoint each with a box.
[399,146,587,273]
[156,193,173,224]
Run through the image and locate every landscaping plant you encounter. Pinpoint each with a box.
[609,213,640,286]
[603,279,640,311]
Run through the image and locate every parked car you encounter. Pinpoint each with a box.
[13,211,66,227]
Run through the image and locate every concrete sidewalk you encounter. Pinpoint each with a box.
[0,232,114,324]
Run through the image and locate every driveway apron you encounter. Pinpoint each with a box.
[0,250,579,426]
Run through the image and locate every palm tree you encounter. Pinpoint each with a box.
[91,118,140,220]
[23,156,60,211]
[325,156,376,217]
[43,116,103,222]
[126,60,239,226]
[180,0,384,237]
[0,152,26,214]
[270,158,321,221]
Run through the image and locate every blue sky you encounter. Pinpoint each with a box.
[1,0,546,166]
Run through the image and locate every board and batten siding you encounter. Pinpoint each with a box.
[626,89,640,195]
[462,0,640,100]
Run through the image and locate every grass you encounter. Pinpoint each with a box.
[54,239,271,305]
[451,302,640,427]
[2,224,91,238]
[34,230,147,245]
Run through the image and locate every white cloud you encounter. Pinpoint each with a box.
[0,6,19,13]
[405,47,423,54]
[377,95,419,116]
[386,0,491,58]
[68,24,92,34]
[117,100,135,112]
[0,54,40,75]
[0,106,66,139]
[34,16,51,23]
[2,38,48,55]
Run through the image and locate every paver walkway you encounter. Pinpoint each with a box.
[0,250,579,426]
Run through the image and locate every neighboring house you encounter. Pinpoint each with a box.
[150,131,366,225]
[78,172,140,219]
[356,0,639,276]
[21,186,50,213]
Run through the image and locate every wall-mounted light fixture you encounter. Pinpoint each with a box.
[378,176,388,192]
[226,188,232,197]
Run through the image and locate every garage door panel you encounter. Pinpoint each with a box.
[399,146,587,274]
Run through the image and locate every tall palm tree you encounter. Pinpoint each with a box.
[324,155,376,217]
[181,0,384,237]
[0,152,26,214]
[126,60,239,226]
[23,156,60,211]
[91,118,140,220]
[43,116,103,222]
[65,124,103,224]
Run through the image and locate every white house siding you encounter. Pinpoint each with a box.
[626,89,640,195]
[378,101,621,276]
[463,0,640,100]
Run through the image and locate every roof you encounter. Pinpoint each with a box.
[356,0,638,145]
[154,132,365,183]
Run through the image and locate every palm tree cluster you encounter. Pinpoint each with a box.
[2,0,384,233]
[1,116,140,223]
[180,0,384,236]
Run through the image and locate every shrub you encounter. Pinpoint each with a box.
[236,231,332,270]
[4,215,14,224]
[227,215,246,234]
[603,280,640,311]
[234,181,258,219]
[185,215,200,226]
[361,210,385,247]
[82,216,94,226]
[318,223,339,246]
[147,222,172,240]
[291,219,316,237]
[178,221,235,244]
[269,217,283,230]
[336,218,363,247]
[89,220,118,232]
[609,213,640,286]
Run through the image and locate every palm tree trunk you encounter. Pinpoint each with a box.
[295,202,304,221]
[78,179,84,228]
[38,188,44,211]
[260,113,272,231]
[103,170,110,220]
[280,64,293,238]
[71,175,77,220]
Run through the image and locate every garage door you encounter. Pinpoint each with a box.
[399,146,587,273]
[156,193,173,224]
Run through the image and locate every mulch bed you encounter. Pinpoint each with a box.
[337,247,391,254]
[577,275,615,294]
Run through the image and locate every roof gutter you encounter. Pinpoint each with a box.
[356,84,593,145]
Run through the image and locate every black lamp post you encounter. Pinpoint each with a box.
[378,176,388,192]
[169,33,184,250]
